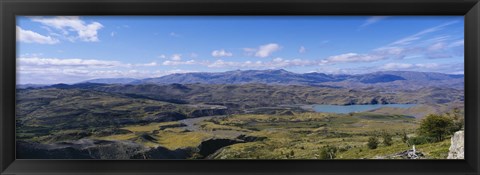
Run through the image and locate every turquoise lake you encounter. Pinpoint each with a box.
[312,104,417,114]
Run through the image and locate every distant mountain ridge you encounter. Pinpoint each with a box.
[130,70,464,89]
[82,78,139,84]
[20,69,464,89]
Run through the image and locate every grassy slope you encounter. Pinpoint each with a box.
[337,138,450,159]
[203,112,444,159]
[46,111,451,159]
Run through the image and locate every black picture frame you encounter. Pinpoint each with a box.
[1,0,479,174]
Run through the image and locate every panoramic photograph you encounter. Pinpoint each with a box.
[16,16,464,159]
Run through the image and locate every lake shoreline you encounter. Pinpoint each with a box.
[301,103,418,114]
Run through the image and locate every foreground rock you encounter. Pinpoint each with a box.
[447,130,464,159]
[393,146,425,159]
[373,145,425,159]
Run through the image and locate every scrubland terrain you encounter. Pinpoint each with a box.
[16,70,464,159]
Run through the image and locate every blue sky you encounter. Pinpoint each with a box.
[16,16,464,84]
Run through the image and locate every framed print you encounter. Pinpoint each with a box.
[1,0,480,174]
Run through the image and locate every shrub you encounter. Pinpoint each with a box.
[367,136,379,149]
[418,114,454,142]
[382,133,393,146]
[319,145,338,159]
[407,136,432,145]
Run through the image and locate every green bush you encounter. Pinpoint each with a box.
[382,133,393,146]
[446,108,464,132]
[418,114,454,142]
[319,145,338,159]
[380,131,393,146]
[367,136,379,149]
[407,136,432,145]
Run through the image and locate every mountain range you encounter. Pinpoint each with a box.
[76,69,463,89]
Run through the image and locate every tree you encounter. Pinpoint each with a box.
[367,136,379,149]
[319,145,338,159]
[418,114,454,142]
[446,108,464,132]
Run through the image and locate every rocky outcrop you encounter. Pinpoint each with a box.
[447,130,464,159]
[199,138,243,158]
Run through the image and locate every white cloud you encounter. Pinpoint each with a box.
[110,32,116,37]
[389,21,458,46]
[321,53,384,64]
[17,57,165,84]
[375,47,405,54]
[243,48,256,56]
[20,53,44,57]
[158,54,167,59]
[30,16,104,42]
[162,60,196,66]
[170,54,182,61]
[243,48,256,52]
[449,40,464,47]
[273,57,283,62]
[359,16,389,28]
[425,35,450,43]
[16,26,59,44]
[255,43,281,58]
[244,43,281,58]
[18,57,158,69]
[282,22,462,66]
[211,49,233,57]
[320,21,462,64]
[381,63,414,70]
[299,46,306,54]
[18,57,121,68]
[207,58,315,69]
[428,42,447,51]
[141,62,158,66]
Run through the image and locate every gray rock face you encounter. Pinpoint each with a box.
[447,130,464,159]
